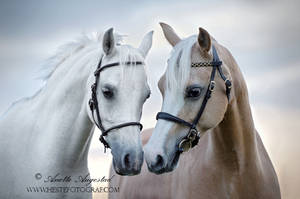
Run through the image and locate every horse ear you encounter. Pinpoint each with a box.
[138,31,154,58]
[103,28,115,55]
[198,27,211,52]
[159,22,181,46]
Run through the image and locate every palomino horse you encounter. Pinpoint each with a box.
[0,28,153,199]
[109,23,281,199]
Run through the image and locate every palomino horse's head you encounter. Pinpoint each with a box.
[145,23,233,174]
[87,28,153,175]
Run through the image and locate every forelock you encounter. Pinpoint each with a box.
[165,35,197,92]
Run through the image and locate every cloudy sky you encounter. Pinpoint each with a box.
[1,0,299,198]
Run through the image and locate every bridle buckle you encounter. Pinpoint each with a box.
[209,81,215,91]
[88,99,94,110]
[187,128,198,140]
[178,139,192,153]
[178,127,199,153]
[225,78,232,89]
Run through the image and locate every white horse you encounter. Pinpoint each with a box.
[0,28,153,199]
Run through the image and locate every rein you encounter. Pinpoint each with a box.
[156,45,232,153]
[89,56,144,152]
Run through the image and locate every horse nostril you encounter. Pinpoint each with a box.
[124,153,130,168]
[154,154,164,168]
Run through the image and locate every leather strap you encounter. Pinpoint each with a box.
[94,61,144,76]
[89,55,144,152]
[156,45,232,153]
[102,122,143,136]
[156,112,194,129]
[191,45,220,126]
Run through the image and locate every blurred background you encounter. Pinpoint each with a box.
[0,0,299,198]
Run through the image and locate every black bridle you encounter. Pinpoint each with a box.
[156,45,232,153]
[89,56,144,152]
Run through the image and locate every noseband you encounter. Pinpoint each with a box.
[156,45,232,153]
[89,56,144,152]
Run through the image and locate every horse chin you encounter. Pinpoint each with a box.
[114,168,141,176]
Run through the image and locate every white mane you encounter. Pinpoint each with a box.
[40,32,143,82]
[3,31,142,115]
[40,32,124,80]
[165,35,197,92]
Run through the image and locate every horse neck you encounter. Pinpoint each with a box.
[208,53,259,172]
[33,47,98,169]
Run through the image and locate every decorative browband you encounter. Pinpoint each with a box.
[191,61,222,67]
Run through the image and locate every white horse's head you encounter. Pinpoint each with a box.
[145,23,233,174]
[87,28,153,175]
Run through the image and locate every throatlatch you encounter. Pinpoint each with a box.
[156,45,232,153]
[89,56,144,152]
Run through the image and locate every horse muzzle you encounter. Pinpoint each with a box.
[112,150,144,176]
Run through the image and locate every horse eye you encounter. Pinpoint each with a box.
[102,87,114,99]
[185,86,202,99]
